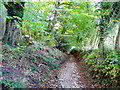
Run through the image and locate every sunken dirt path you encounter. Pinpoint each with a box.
[58,55,90,88]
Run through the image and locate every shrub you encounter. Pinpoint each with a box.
[85,49,120,87]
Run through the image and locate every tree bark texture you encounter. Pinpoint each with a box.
[115,23,120,51]
[0,2,6,41]
[2,2,25,46]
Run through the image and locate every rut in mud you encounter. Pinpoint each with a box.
[59,55,89,88]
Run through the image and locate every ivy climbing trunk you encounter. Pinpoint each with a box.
[2,2,25,46]
[98,15,106,57]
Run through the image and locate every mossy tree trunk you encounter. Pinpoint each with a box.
[0,2,6,41]
[98,2,120,54]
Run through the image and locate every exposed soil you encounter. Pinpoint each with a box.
[59,55,90,88]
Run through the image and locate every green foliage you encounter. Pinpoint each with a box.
[55,2,96,49]
[55,37,71,52]
[2,77,26,88]
[22,2,96,50]
[36,52,59,69]
[85,49,120,87]
[3,44,61,69]
[2,0,120,88]
[3,2,25,18]
[22,2,52,40]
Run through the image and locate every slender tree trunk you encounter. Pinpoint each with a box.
[115,23,120,51]
[50,0,61,33]
[51,10,57,33]
[98,23,105,57]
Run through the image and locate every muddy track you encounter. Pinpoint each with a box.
[58,55,89,88]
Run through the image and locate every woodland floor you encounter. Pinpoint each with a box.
[1,45,98,88]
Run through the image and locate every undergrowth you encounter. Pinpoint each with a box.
[3,45,61,69]
[2,44,62,88]
[85,48,120,88]
[2,77,27,88]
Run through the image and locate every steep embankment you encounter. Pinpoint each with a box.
[1,45,69,88]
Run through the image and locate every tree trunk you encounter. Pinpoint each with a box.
[2,2,25,46]
[0,2,6,41]
[50,0,61,33]
[115,23,120,51]
[98,25,105,57]
[2,19,22,46]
